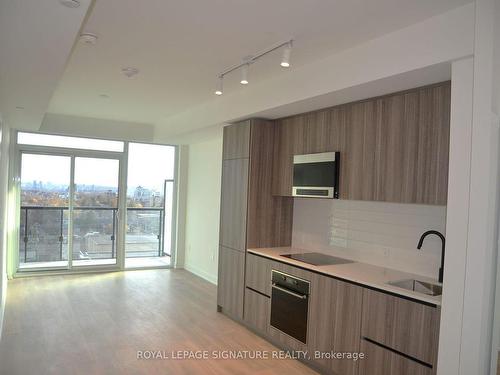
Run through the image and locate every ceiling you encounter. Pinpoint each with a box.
[47,0,470,127]
[0,0,91,130]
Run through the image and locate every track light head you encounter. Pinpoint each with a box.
[215,76,223,95]
[240,64,249,85]
[281,41,292,68]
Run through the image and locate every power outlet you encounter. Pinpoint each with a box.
[383,248,390,258]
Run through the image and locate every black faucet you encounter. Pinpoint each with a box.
[417,230,446,283]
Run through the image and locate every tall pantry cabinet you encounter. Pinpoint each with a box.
[217,119,293,320]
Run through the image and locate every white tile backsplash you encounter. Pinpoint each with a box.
[292,198,447,279]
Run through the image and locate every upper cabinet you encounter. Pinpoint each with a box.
[272,82,451,205]
[222,121,251,160]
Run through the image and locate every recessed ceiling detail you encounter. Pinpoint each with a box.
[47,0,471,126]
[59,0,80,8]
[121,67,139,78]
[79,32,98,45]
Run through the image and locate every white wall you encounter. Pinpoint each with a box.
[0,117,10,339]
[183,132,222,284]
[292,199,446,279]
[437,57,474,375]
[456,0,500,373]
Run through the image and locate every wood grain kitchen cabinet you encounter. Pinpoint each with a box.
[345,101,377,201]
[359,338,433,375]
[219,119,293,253]
[307,275,363,375]
[217,246,245,319]
[271,115,308,196]
[415,84,450,204]
[246,121,294,248]
[245,253,272,296]
[243,287,270,335]
[263,258,363,375]
[222,120,250,160]
[361,288,440,367]
[243,255,441,374]
[219,158,249,252]
[271,82,450,204]
[218,120,294,321]
[306,273,337,371]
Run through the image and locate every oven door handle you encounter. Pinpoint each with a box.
[272,283,308,299]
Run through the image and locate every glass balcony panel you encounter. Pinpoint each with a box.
[19,208,69,267]
[72,209,116,266]
[125,209,161,258]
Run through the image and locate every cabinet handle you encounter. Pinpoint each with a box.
[272,283,308,299]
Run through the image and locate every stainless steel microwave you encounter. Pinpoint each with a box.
[292,152,340,198]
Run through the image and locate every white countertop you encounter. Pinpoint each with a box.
[247,247,442,306]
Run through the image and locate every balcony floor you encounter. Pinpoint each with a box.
[125,255,170,268]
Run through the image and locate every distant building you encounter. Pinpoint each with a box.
[133,186,162,207]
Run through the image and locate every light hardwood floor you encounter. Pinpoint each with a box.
[0,269,319,375]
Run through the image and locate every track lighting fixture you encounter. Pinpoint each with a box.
[214,39,293,95]
[281,41,292,68]
[215,76,223,95]
[240,64,249,85]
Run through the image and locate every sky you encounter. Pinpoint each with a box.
[20,141,175,192]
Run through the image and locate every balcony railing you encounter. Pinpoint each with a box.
[20,206,167,264]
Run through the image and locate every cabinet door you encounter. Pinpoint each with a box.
[244,287,270,335]
[361,288,440,366]
[307,273,337,371]
[271,117,304,196]
[415,84,450,205]
[219,158,249,251]
[359,339,433,375]
[223,121,250,159]
[330,281,363,375]
[345,101,377,200]
[245,253,272,296]
[217,246,245,319]
[307,276,363,375]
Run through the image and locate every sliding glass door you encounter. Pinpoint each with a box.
[72,157,120,267]
[18,151,122,271]
[15,132,177,274]
[19,154,71,269]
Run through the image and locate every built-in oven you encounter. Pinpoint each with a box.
[270,270,310,344]
[292,151,340,198]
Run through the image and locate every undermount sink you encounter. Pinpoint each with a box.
[388,279,442,296]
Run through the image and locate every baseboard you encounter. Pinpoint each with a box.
[184,263,217,285]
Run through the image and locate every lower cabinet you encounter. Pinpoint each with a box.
[245,253,272,296]
[217,246,245,320]
[308,274,363,375]
[361,288,440,367]
[243,287,270,335]
[359,339,433,375]
[237,254,442,375]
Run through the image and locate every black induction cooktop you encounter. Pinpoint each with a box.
[281,252,353,266]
